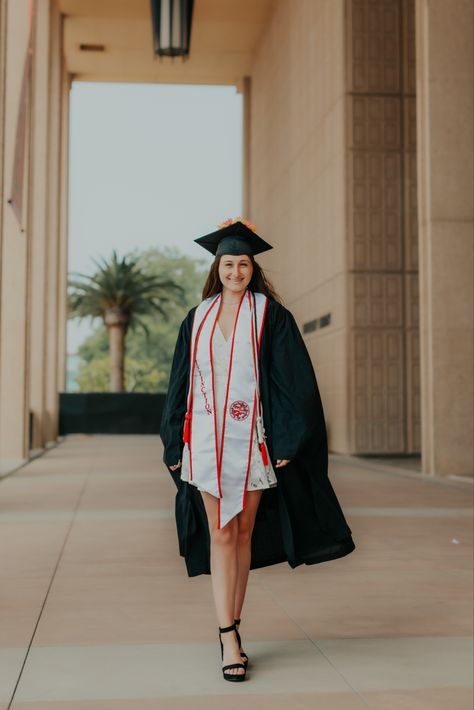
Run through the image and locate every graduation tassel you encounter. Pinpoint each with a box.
[259,441,269,466]
[256,415,268,465]
[183,412,191,443]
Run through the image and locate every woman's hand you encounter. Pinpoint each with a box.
[169,460,182,471]
[275,459,291,468]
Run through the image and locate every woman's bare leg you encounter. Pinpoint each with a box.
[200,490,245,676]
[234,489,263,658]
[234,489,263,617]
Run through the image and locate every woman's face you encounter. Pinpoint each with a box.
[218,254,253,294]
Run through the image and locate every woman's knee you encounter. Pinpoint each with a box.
[237,518,252,545]
[210,518,238,546]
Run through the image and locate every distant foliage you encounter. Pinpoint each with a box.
[75,356,168,393]
[72,247,209,393]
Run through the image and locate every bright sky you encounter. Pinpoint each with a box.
[67,81,243,352]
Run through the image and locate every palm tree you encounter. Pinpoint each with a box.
[68,250,184,392]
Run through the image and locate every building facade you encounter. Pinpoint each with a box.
[0,0,472,476]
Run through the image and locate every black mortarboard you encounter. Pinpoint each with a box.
[194,220,273,257]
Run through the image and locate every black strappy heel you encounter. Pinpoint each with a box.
[219,622,247,682]
[234,618,249,668]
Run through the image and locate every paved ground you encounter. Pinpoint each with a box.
[0,435,472,709]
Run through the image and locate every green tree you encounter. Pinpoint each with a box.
[128,246,208,371]
[68,250,184,392]
[75,355,167,393]
[72,247,209,393]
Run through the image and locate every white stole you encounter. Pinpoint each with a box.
[183,289,268,528]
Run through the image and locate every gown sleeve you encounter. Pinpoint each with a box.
[160,308,195,467]
[269,303,326,462]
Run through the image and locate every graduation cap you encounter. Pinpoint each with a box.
[194,218,273,257]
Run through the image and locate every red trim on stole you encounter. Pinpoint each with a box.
[242,293,257,509]
[242,391,257,511]
[182,309,198,447]
[186,297,219,481]
[216,289,247,529]
[209,297,222,497]
[256,295,269,464]
[187,291,268,528]
[250,293,270,468]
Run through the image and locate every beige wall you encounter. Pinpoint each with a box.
[0,0,68,469]
[1,0,471,476]
[416,0,473,475]
[0,0,32,469]
[250,0,349,451]
[250,0,420,456]
[0,0,6,351]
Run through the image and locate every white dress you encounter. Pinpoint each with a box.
[180,322,278,493]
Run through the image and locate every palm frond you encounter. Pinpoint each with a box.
[67,250,184,325]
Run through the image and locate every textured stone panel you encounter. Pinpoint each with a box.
[402,0,416,94]
[351,274,403,327]
[351,150,402,270]
[353,330,405,452]
[404,148,418,271]
[349,95,401,150]
[404,95,417,151]
[345,0,418,455]
[348,0,401,93]
[405,273,419,330]
[406,327,421,452]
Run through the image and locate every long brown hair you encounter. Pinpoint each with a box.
[201,255,281,302]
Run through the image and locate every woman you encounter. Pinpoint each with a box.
[160,218,355,682]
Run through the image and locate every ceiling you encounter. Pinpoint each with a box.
[56,0,275,85]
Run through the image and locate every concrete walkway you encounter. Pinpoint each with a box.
[0,435,472,709]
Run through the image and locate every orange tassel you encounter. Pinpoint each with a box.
[259,442,268,466]
[183,412,191,443]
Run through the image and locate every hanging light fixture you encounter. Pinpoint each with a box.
[150,0,194,58]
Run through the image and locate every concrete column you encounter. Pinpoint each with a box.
[0,0,6,279]
[240,75,251,218]
[0,0,32,470]
[42,2,63,445]
[56,62,70,399]
[28,0,51,451]
[28,0,66,449]
[1,0,67,469]
[415,0,473,475]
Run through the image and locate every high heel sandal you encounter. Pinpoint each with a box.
[234,618,249,668]
[219,623,247,682]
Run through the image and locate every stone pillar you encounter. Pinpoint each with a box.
[415,0,473,475]
[1,0,67,469]
[42,2,63,445]
[56,63,70,399]
[0,0,32,470]
[0,0,6,307]
[28,0,51,451]
[241,75,251,218]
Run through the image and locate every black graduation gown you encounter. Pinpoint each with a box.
[160,296,355,577]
